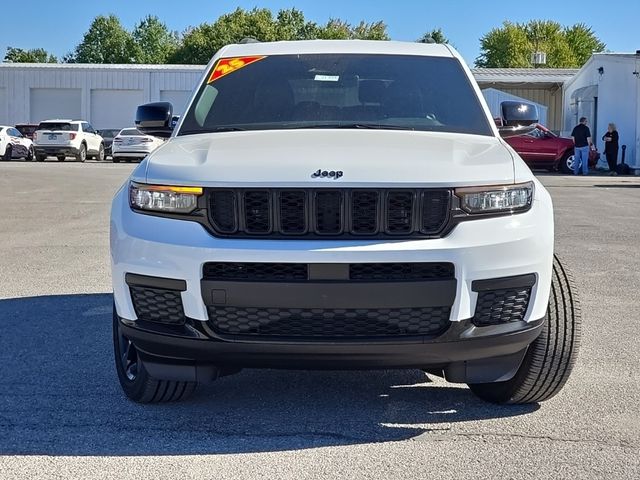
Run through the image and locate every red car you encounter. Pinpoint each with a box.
[506,124,598,173]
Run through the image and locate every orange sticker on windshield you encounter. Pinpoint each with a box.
[208,56,266,83]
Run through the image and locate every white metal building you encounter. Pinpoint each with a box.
[563,53,640,170]
[0,63,203,129]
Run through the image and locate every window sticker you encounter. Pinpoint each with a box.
[207,56,266,83]
[314,75,340,82]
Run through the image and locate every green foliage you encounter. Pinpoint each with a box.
[4,47,57,63]
[132,15,180,64]
[476,20,605,68]
[417,28,449,44]
[169,8,389,64]
[8,9,390,65]
[68,15,136,63]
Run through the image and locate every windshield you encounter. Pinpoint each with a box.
[179,54,492,136]
[38,122,78,131]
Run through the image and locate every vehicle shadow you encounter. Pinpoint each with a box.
[0,294,538,456]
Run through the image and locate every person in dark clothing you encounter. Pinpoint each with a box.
[602,123,619,175]
[570,117,593,175]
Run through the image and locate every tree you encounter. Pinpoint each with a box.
[170,8,389,64]
[4,47,57,63]
[131,15,179,64]
[476,20,605,68]
[318,19,389,40]
[68,15,136,63]
[564,23,606,66]
[418,28,449,44]
[170,8,279,64]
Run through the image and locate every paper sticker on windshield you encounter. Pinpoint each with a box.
[208,56,266,83]
[314,75,340,82]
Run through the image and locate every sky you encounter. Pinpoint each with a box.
[3,0,639,66]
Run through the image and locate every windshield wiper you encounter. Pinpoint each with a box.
[286,123,415,131]
[179,126,247,135]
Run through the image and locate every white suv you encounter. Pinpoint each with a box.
[34,120,104,162]
[110,40,581,404]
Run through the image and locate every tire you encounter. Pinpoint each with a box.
[76,143,87,162]
[36,154,46,162]
[57,155,66,162]
[560,151,574,174]
[113,307,197,403]
[112,157,121,163]
[96,143,105,162]
[468,255,581,404]
[125,158,132,163]
[26,146,34,161]
[2,145,11,161]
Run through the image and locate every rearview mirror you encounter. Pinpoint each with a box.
[135,102,174,138]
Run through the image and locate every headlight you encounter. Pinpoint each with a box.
[129,182,203,214]
[455,181,534,214]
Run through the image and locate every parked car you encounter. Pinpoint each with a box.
[33,120,104,162]
[111,40,581,405]
[111,128,164,163]
[505,123,598,173]
[14,123,39,141]
[97,128,121,158]
[0,126,34,161]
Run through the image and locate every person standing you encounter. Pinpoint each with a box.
[570,117,593,175]
[602,123,619,175]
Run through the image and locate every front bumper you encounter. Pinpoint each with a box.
[111,181,554,375]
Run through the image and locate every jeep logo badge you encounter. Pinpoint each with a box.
[312,169,343,180]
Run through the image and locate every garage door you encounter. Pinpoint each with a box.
[30,88,81,123]
[0,88,7,125]
[160,90,191,116]
[90,89,144,130]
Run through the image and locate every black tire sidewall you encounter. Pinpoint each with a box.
[3,145,11,161]
[112,310,152,400]
[77,144,87,162]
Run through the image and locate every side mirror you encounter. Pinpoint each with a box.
[135,102,174,138]
[498,125,538,138]
[500,101,539,127]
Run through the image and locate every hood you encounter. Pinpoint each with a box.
[143,129,515,188]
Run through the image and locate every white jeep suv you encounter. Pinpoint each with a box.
[110,40,580,404]
[34,120,104,162]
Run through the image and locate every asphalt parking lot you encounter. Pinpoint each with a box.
[0,162,639,479]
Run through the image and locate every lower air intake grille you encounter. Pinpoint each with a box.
[473,287,531,326]
[207,306,451,338]
[203,262,308,281]
[129,286,185,325]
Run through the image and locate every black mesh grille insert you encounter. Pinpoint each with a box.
[207,189,451,239]
[351,191,379,234]
[315,191,342,234]
[422,190,450,234]
[207,306,451,338]
[129,286,185,325]
[244,191,271,233]
[279,191,306,234]
[209,191,236,233]
[386,192,414,234]
[203,263,308,281]
[349,263,454,281]
[473,287,531,326]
